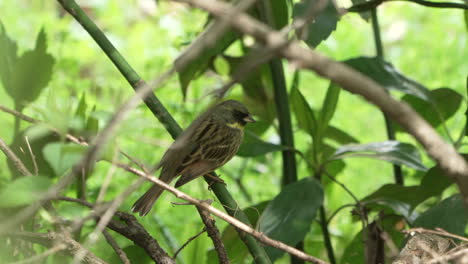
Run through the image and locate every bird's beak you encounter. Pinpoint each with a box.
[243,115,256,123]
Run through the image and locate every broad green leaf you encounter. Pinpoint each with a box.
[290,84,317,139]
[399,88,463,129]
[237,130,284,157]
[6,28,55,110]
[413,194,468,236]
[0,176,52,208]
[257,177,323,261]
[0,21,18,93]
[331,141,427,171]
[176,25,239,98]
[43,142,88,176]
[325,126,359,144]
[293,0,340,48]
[344,57,431,101]
[207,201,269,264]
[318,82,340,137]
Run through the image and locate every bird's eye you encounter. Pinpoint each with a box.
[233,110,248,120]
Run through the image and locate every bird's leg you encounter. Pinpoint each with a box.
[206,172,226,189]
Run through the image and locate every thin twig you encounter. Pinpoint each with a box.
[196,200,230,264]
[0,137,32,176]
[24,136,38,176]
[102,230,131,264]
[173,229,207,259]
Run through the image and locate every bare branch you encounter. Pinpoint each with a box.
[172,0,468,206]
[102,230,131,264]
[196,200,230,264]
[0,137,32,176]
[114,162,329,264]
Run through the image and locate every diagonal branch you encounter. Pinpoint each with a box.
[172,0,468,205]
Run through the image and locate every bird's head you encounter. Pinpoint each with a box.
[215,100,256,129]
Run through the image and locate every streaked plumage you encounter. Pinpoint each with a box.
[132,100,255,216]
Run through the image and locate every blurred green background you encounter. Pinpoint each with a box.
[0,0,466,263]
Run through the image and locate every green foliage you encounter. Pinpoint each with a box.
[42,142,88,176]
[413,194,468,236]
[257,177,323,261]
[0,23,55,111]
[0,1,467,263]
[344,56,431,100]
[331,141,427,171]
[0,176,52,208]
[293,0,340,48]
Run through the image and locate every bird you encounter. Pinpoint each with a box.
[132,100,255,216]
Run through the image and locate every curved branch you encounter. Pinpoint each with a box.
[173,0,468,205]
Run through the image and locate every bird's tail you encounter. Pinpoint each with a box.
[131,184,165,216]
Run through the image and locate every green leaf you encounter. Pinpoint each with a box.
[0,21,18,93]
[318,82,340,137]
[176,26,239,98]
[6,28,55,110]
[257,177,323,261]
[413,194,468,236]
[325,126,359,144]
[293,0,340,48]
[43,142,88,176]
[290,84,317,139]
[344,57,431,101]
[419,165,453,198]
[332,141,427,171]
[0,176,52,208]
[237,130,284,157]
[269,0,289,30]
[399,88,462,129]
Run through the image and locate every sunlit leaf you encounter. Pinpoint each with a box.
[0,176,52,208]
[293,0,340,48]
[43,142,88,176]
[257,177,323,261]
[332,141,427,171]
[344,57,431,101]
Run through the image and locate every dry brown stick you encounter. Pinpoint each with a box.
[172,0,468,205]
[196,200,230,264]
[0,137,32,176]
[102,230,131,264]
[5,231,107,264]
[114,162,329,264]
